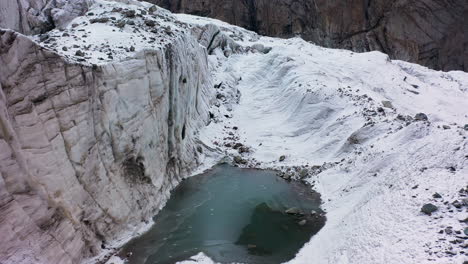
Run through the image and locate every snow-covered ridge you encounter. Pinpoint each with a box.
[32,0,185,65]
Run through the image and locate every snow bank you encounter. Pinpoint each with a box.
[189,13,468,264]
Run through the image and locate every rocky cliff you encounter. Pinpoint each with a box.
[150,0,467,72]
[0,1,227,263]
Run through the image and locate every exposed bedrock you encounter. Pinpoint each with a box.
[150,0,467,72]
[0,24,216,263]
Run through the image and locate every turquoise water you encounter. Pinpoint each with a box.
[120,164,325,264]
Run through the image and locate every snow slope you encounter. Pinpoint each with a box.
[177,14,468,264]
[32,0,184,65]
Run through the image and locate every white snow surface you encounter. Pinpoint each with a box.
[177,14,468,264]
[32,0,189,65]
[32,2,468,263]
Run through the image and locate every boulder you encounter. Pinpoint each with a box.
[299,169,309,178]
[414,113,428,121]
[149,5,158,14]
[234,156,248,165]
[452,200,462,209]
[238,146,250,154]
[124,10,136,18]
[75,50,85,56]
[233,143,244,149]
[90,17,109,23]
[282,173,292,180]
[145,20,156,27]
[382,100,394,109]
[285,207,302,215]
[421,203,438,215]
[116,20,126,28]
[251,43,272,54]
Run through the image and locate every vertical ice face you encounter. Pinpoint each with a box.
[0,2,220,262]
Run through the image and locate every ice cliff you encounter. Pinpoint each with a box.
[0,1,230,263]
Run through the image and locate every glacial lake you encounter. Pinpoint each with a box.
[120,163,326,264]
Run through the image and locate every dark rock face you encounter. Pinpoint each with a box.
[150,0,467,71]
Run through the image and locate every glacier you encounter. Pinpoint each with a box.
[0,1,467,264]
